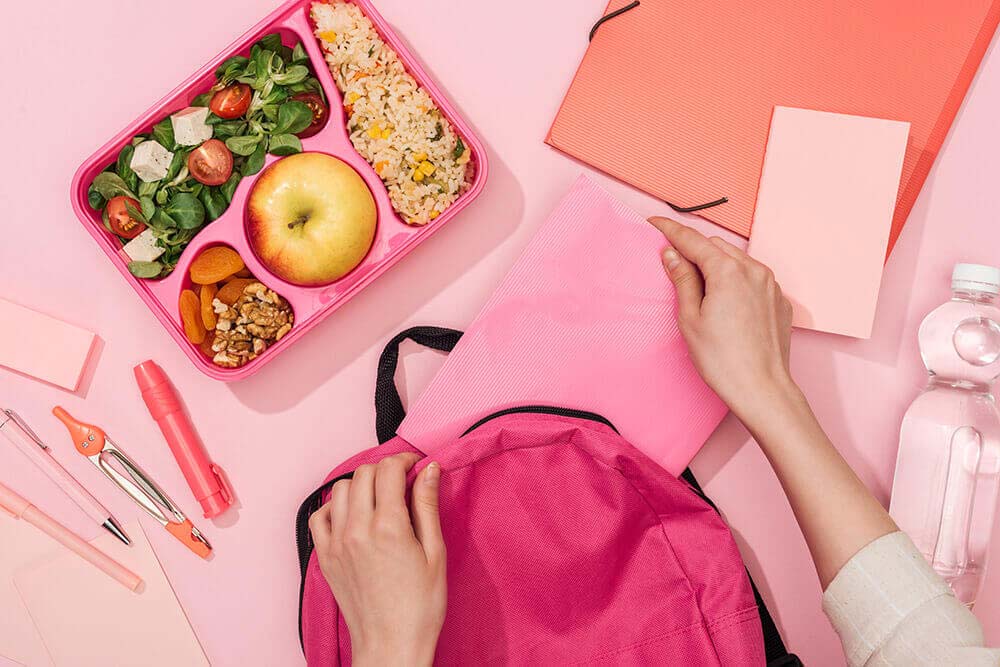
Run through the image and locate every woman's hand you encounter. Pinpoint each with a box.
[648,217,800,431]
[650,217,898,586]
[309,454,446,667]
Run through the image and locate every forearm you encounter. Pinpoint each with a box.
[737,379,897,588]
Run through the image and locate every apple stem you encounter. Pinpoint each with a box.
[288,214,310,230]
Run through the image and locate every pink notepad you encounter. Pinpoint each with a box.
[747,108,910,339]
[0,299,96,391]
[398,176,727,476]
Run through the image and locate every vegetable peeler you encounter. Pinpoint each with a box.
[52,407,212,559]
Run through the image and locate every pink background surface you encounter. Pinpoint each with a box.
[0,1,998,665]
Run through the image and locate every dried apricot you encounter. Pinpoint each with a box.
[216,278,255,306]
[189,246,245,285]
[179,289,206,345]
[200,283,218,330]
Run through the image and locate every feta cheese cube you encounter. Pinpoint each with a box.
[130,140,174,182]
[123,229,165,263]
[171,106,214,146]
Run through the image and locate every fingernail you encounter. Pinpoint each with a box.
[663,249,681,271]
[425,462,440,486]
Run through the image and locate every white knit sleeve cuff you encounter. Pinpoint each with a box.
[821,531,952,667]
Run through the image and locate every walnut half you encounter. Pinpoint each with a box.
[211,282,294,369]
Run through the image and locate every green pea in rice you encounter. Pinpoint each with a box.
[311,1,472,225]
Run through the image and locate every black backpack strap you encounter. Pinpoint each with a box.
[375,326,464,444]
[680,469,802,667]
[298,326,463,650]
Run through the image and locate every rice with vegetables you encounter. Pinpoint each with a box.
[311,1,472,225]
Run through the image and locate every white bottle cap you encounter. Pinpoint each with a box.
[952,263,1000,295]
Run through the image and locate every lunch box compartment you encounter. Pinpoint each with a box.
[70,0,488,381]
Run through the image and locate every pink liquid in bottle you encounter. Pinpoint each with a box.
[890,263,1000,606]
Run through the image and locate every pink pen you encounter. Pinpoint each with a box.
[133,361,234,518]
[1,408,130,545]
[0,481,141,591]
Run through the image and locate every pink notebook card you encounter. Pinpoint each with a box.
[398,176,727,476]
[747,107,910,339]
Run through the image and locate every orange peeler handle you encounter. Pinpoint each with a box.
[53,406,107,456]
[165,518,212,559]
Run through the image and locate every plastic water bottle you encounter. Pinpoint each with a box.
[890,263,1000,606]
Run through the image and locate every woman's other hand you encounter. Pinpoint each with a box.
[650,217,898,587]
[648,217,799,430]
[309,454,446,667]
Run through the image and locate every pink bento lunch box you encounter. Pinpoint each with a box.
[69,0,488,381]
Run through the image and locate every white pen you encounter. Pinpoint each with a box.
[0,408,130,545]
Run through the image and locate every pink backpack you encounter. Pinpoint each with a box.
[296,328,801,666]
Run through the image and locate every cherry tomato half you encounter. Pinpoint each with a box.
[188,139,234,186]
[106,196,146,239]
[210,83,252,120]
[291,92,330,138]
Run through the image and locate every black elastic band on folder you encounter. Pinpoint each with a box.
[589,1,640,41]
[664,196,729,213]
[588,2,727,213]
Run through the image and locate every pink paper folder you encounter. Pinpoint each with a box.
[398,176,727,475]
[747,107,910,339]
[13,520,208,667]
[0,513,58,666]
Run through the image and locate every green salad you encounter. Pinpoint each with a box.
[87,34,329,279]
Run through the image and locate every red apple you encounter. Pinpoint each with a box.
[247,153,377,286]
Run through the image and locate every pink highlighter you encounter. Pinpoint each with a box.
[133,361,234,518]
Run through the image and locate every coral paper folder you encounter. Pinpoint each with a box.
[547,0,1000,252]
[748,108,910,339]
[0,299,96,391]
[398,176,727,476]
[13,520,208,667]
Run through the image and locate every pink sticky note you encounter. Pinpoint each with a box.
[747,107,910,339]
[398,176,728,476]
[0,299,97,391]
[13,521,208,667]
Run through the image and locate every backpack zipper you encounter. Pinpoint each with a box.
[461,405,619,436]
[295,470,353,648]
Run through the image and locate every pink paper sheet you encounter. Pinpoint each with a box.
[0,516,57,667]
[13,520,208,667]
[747,107,910,339]
[398,176,727,476]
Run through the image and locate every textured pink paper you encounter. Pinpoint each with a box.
[0,299,96,391]
[398,176,728,475]
[13,521,208,667]
[747,107,910,339]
